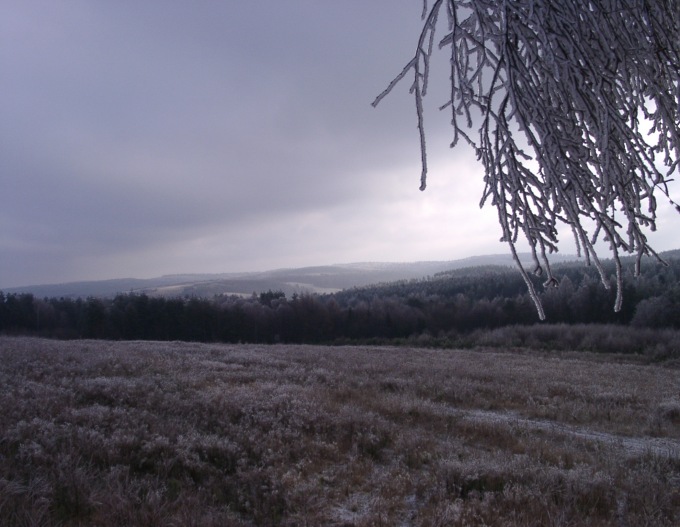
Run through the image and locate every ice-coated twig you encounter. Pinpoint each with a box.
[374,0,680,317]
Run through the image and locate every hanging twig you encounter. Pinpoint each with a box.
[374,0,680,318]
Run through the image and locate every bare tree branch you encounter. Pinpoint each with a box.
[374,0,680,318]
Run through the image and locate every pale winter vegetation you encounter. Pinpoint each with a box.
[1,337,678,525]
[375,1,680,316]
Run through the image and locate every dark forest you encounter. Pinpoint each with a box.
[2,254,679,356]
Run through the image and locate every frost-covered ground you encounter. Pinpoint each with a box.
[0,337,678,525]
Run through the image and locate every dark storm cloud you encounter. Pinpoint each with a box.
[9,1,676,288]
[3,1,447,287]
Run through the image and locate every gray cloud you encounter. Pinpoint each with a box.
[3,1,676,288]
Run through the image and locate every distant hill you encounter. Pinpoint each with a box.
[2,253,586,299]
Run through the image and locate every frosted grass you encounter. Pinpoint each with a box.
[0,337,678,525]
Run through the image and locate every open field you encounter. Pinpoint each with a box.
[1,337,679,526]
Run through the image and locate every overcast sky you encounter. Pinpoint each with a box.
[2,1,678,289]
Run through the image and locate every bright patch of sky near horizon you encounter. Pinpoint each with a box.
[1,1,677,288]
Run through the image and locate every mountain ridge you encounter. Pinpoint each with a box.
[3,249,678,301]
[2,253,582,299]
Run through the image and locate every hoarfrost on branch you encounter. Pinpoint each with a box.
[373,0,680,318]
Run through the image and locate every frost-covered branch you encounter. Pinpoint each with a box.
[374,0,680,318]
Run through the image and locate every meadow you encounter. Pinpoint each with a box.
[0,337,678,525]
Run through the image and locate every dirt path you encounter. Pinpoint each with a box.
[453,407,680,459]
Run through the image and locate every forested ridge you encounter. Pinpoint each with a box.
[2,252,679,352]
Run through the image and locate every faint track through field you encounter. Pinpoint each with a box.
[452,407,680,459]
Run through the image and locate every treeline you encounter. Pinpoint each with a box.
[1,254,679,344]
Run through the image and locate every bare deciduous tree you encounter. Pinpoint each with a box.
[373,0,680,318]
